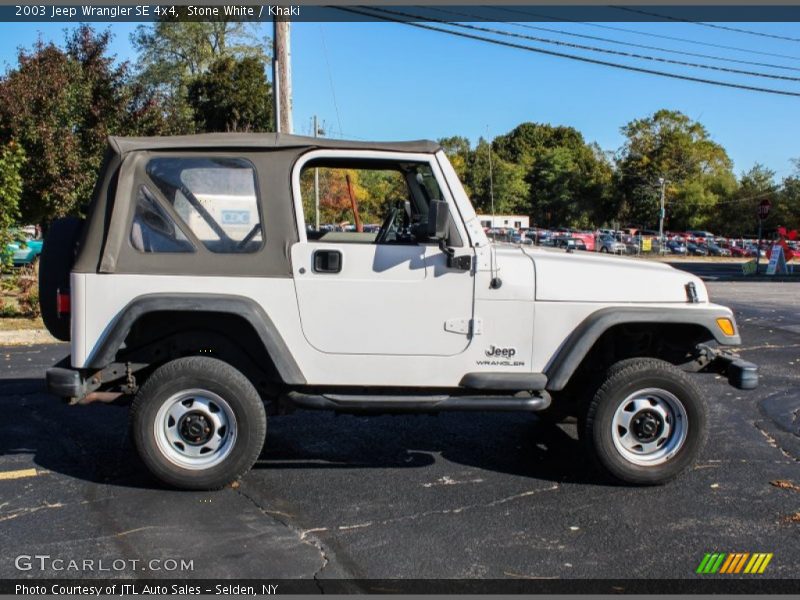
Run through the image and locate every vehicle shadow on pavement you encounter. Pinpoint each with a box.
[254,411,605,485]
[5,381,604,488]
[4,379,155,488]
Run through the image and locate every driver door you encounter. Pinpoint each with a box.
[290,151,475,357]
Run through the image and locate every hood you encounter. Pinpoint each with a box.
[522,247,708,303]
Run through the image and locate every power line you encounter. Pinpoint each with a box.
[492,7,800,62]
[420,6,800,82]
[613,7,800,43]
[346,6,800,95]
[424,6,800,74]
[319,25,344,137]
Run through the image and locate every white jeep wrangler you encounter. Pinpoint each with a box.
[41,133,757,490]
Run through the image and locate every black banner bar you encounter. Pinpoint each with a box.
[4,579,800,595]
[0,5,799,22]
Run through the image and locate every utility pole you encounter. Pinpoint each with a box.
[486,128,495,227]
[272,18,293,134]
[658,177,667,254]
[313,115,322,230]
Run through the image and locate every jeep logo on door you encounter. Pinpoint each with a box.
[485,345,516,358]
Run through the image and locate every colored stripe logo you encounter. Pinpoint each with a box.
[696,553,773,574]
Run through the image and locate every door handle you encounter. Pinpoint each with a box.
[313,249,342,274]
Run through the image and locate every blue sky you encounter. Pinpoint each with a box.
[1,18,798,179]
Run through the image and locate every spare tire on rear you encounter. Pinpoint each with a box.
[39,217,83,341]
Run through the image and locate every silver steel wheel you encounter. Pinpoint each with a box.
[611,388,688,466]
[153,389,237,470]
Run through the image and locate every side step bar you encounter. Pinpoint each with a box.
[285,391,551,413]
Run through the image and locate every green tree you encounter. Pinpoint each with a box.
[467,139,530,216]
[615,109,735,231]
[187,56,272,133]
[0,141,26,272]
[0,26,173,224]
[492,122,613,227]
[438,135,472,193]
[131,21,268,132]
[774,167,800,233]
[714,165,776,237]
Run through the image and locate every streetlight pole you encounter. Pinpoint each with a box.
[486,127,495,227]
[313,115,322,231]
[658,177,667,254]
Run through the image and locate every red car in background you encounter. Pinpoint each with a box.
[572,232,596,251]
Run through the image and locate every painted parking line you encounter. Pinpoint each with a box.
[0,468,38,481]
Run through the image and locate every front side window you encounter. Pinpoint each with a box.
[145,157,263,253]
[299,160,445,245]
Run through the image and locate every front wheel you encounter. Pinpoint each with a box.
[581,358,707,485]
[131,357,267,490]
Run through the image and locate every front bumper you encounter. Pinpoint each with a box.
[700,345,759,390]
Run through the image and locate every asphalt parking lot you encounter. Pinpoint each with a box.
[1,281,798,587]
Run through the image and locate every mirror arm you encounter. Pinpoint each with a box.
[438,236,454,258]
[439,237,471,271]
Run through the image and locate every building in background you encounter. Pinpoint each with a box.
[477,215,529,229]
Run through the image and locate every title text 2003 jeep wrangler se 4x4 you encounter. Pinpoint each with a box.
[41,133,758,490]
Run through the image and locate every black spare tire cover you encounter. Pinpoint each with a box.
[39,217,83,341]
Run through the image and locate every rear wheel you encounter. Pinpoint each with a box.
[581,358,706,485]
[131,357,267,490]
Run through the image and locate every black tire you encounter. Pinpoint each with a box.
[581,358,707,485]
[600,246,609,253]
[39,217,83,341]
[130,357,267,490]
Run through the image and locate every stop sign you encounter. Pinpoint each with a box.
[758,199,771,220]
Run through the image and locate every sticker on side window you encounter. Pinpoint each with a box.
[221,210,251,225]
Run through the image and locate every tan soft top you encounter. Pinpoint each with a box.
[109,133,441,157]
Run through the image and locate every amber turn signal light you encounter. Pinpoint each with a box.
[716,318,735,336]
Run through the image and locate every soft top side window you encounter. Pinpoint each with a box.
[130,185,194,254]
[144,157,264,254]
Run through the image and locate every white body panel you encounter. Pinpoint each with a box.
[292,242,474,356]
[525,247,709,304]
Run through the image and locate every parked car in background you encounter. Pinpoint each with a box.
[4,229,43,267]
[509,231,534,245]
[554,237,588,251]
[704,242,731,257]
[571,232,596,252]
[686,242,708,256]
[687,230,715,243]
[597,234,627,254]
[666,239,687,255]
[745,244,767,258]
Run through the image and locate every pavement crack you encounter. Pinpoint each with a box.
[234,486,330,591]
[334,484,560,532]
[0,501,64,522]
[754,421,800,463]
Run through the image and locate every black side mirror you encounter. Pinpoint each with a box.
[427,200,450,240]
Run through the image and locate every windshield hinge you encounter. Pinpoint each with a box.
[445,318,483,336]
